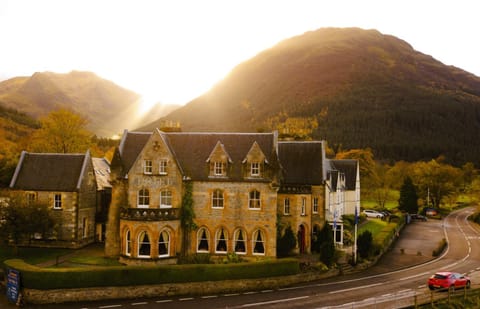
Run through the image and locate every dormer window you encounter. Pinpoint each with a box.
[159,160,168,175]
[143,160,152,174]
[250,162,260,176]
[214,162,224,176]
[207,141,232,178]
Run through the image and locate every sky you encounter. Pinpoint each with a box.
[1,0,479,111]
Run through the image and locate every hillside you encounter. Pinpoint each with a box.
[0,71,142,137]
[142,27,480,166]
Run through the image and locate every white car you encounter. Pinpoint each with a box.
[362,209,385,218]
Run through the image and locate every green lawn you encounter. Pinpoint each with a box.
[358,218,389,235]
[0,245,71,265]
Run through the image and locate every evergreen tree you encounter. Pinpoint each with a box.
[398,176,419,214]
[318,223,335,266]
[357,230,373,259]
[277,225,296,257]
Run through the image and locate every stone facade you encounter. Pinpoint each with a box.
[106,130,357,263]
[9,151,97,248]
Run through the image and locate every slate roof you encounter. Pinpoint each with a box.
[10,151,90,191]
[118,130,151,174]
[92,157,112,190]
[326,159,358,190]
[277,141,324,185]
[118,130,279,181]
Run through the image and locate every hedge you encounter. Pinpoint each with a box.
[4,258,300,290]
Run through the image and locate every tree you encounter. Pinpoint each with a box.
[0,195,55,254]
[180,181,196,257]
[357,230,373,259]
[411,159,462,208]
[336,148,378,197]
[398,176,419,214]
[277,225,296,257]
[317,223,336,266]
[29,109,92,153]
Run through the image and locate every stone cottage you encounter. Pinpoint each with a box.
[9,150,97,248]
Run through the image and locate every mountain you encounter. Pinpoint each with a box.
[142,27,480,166]
[0,71,167,137]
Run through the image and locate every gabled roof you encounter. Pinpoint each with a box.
[10,151,91,191]
[278,141,324,185]
[118,130,151,174]
[118,130,279,181]
[92,157,111,190]
[326,159,358,190]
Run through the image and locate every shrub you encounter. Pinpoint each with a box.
[432,238,447,257]
[4,258,300,290]
[357,230,373,259]
[277,226,296,257]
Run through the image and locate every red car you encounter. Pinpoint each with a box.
[428,271,471,291]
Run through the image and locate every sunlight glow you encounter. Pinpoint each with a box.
[1,0,479,105]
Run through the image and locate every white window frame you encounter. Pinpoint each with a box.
[26,192,36,204]
[215,228,228,254]
[234,229,246,255]
[301,197,306,216]
[313,197,319,214]
[160,190,172,208]
[138,231,151,258]
[250,162,260,176]
[158,230,170,258]
[284,198,290,215]
[212,189,224,209]
[159,160,168,175]
[197,228,210,253]
[214,161,224,176]
[143,159,153,174]
[252,229,265,255]
[53,193,62,209]
[137,189,150,208]
[125,229,131,256]
[249,190,261,209]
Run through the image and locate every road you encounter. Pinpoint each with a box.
[12,207,480,309]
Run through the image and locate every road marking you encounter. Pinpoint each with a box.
[155,300,172,303]
[400,272,429,280]
[99,305,122,309]
[131,302,147,306]
[241,296,309,307]
[243,291,258,295]
[329,282,383,294]
[261,289,273,293]
[179,297,194,301]
[201,295,218,299]
[224,293,240,297]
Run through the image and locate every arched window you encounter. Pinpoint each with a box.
[158,230,170,258]
[138,231,151,258]
[137,189,150,208]
[212,189,224,208]
[249,190,260,209]
[160,190,172,208]
[125,229,131,256]
[252,229,265,255]
[215,228,228,253]
[197,227,209,253]
[234,229,246,254]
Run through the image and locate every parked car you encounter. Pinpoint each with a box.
[410,214,427,221]
[427,271,471,291]
[362,209,384,219]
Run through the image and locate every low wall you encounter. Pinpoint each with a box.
[23,270,339,304]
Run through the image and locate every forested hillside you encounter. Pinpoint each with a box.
[142,27,480,166]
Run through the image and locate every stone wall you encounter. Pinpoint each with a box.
[22,270,339,304]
